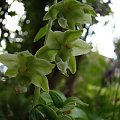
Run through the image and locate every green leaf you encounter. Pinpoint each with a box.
[36,104,57,120]
[59,104,74,113]
[71,39,92,56]
[68,56,76,74]
[32,74,49,92]
[64,97,88,107]
[35,46,57,62]
[70,107,88,120]
[40,92,53,104]
[29,109,45,120]
[57,115,74,120]
[49,90,64,108]
[34,24,48,42]
[43,5,58,20]
[43,1,63,20]
[38,96,46,105]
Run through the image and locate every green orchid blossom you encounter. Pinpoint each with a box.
[0,51,55,92]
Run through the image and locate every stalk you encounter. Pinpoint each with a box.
[33,0,58,107]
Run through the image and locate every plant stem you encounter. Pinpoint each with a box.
[44,0,57,44]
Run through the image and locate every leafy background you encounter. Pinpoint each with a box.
[0,0,120,120]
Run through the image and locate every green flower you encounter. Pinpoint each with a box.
[0,51,55,92]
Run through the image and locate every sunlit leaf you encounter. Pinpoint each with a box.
[34,24,48,42]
